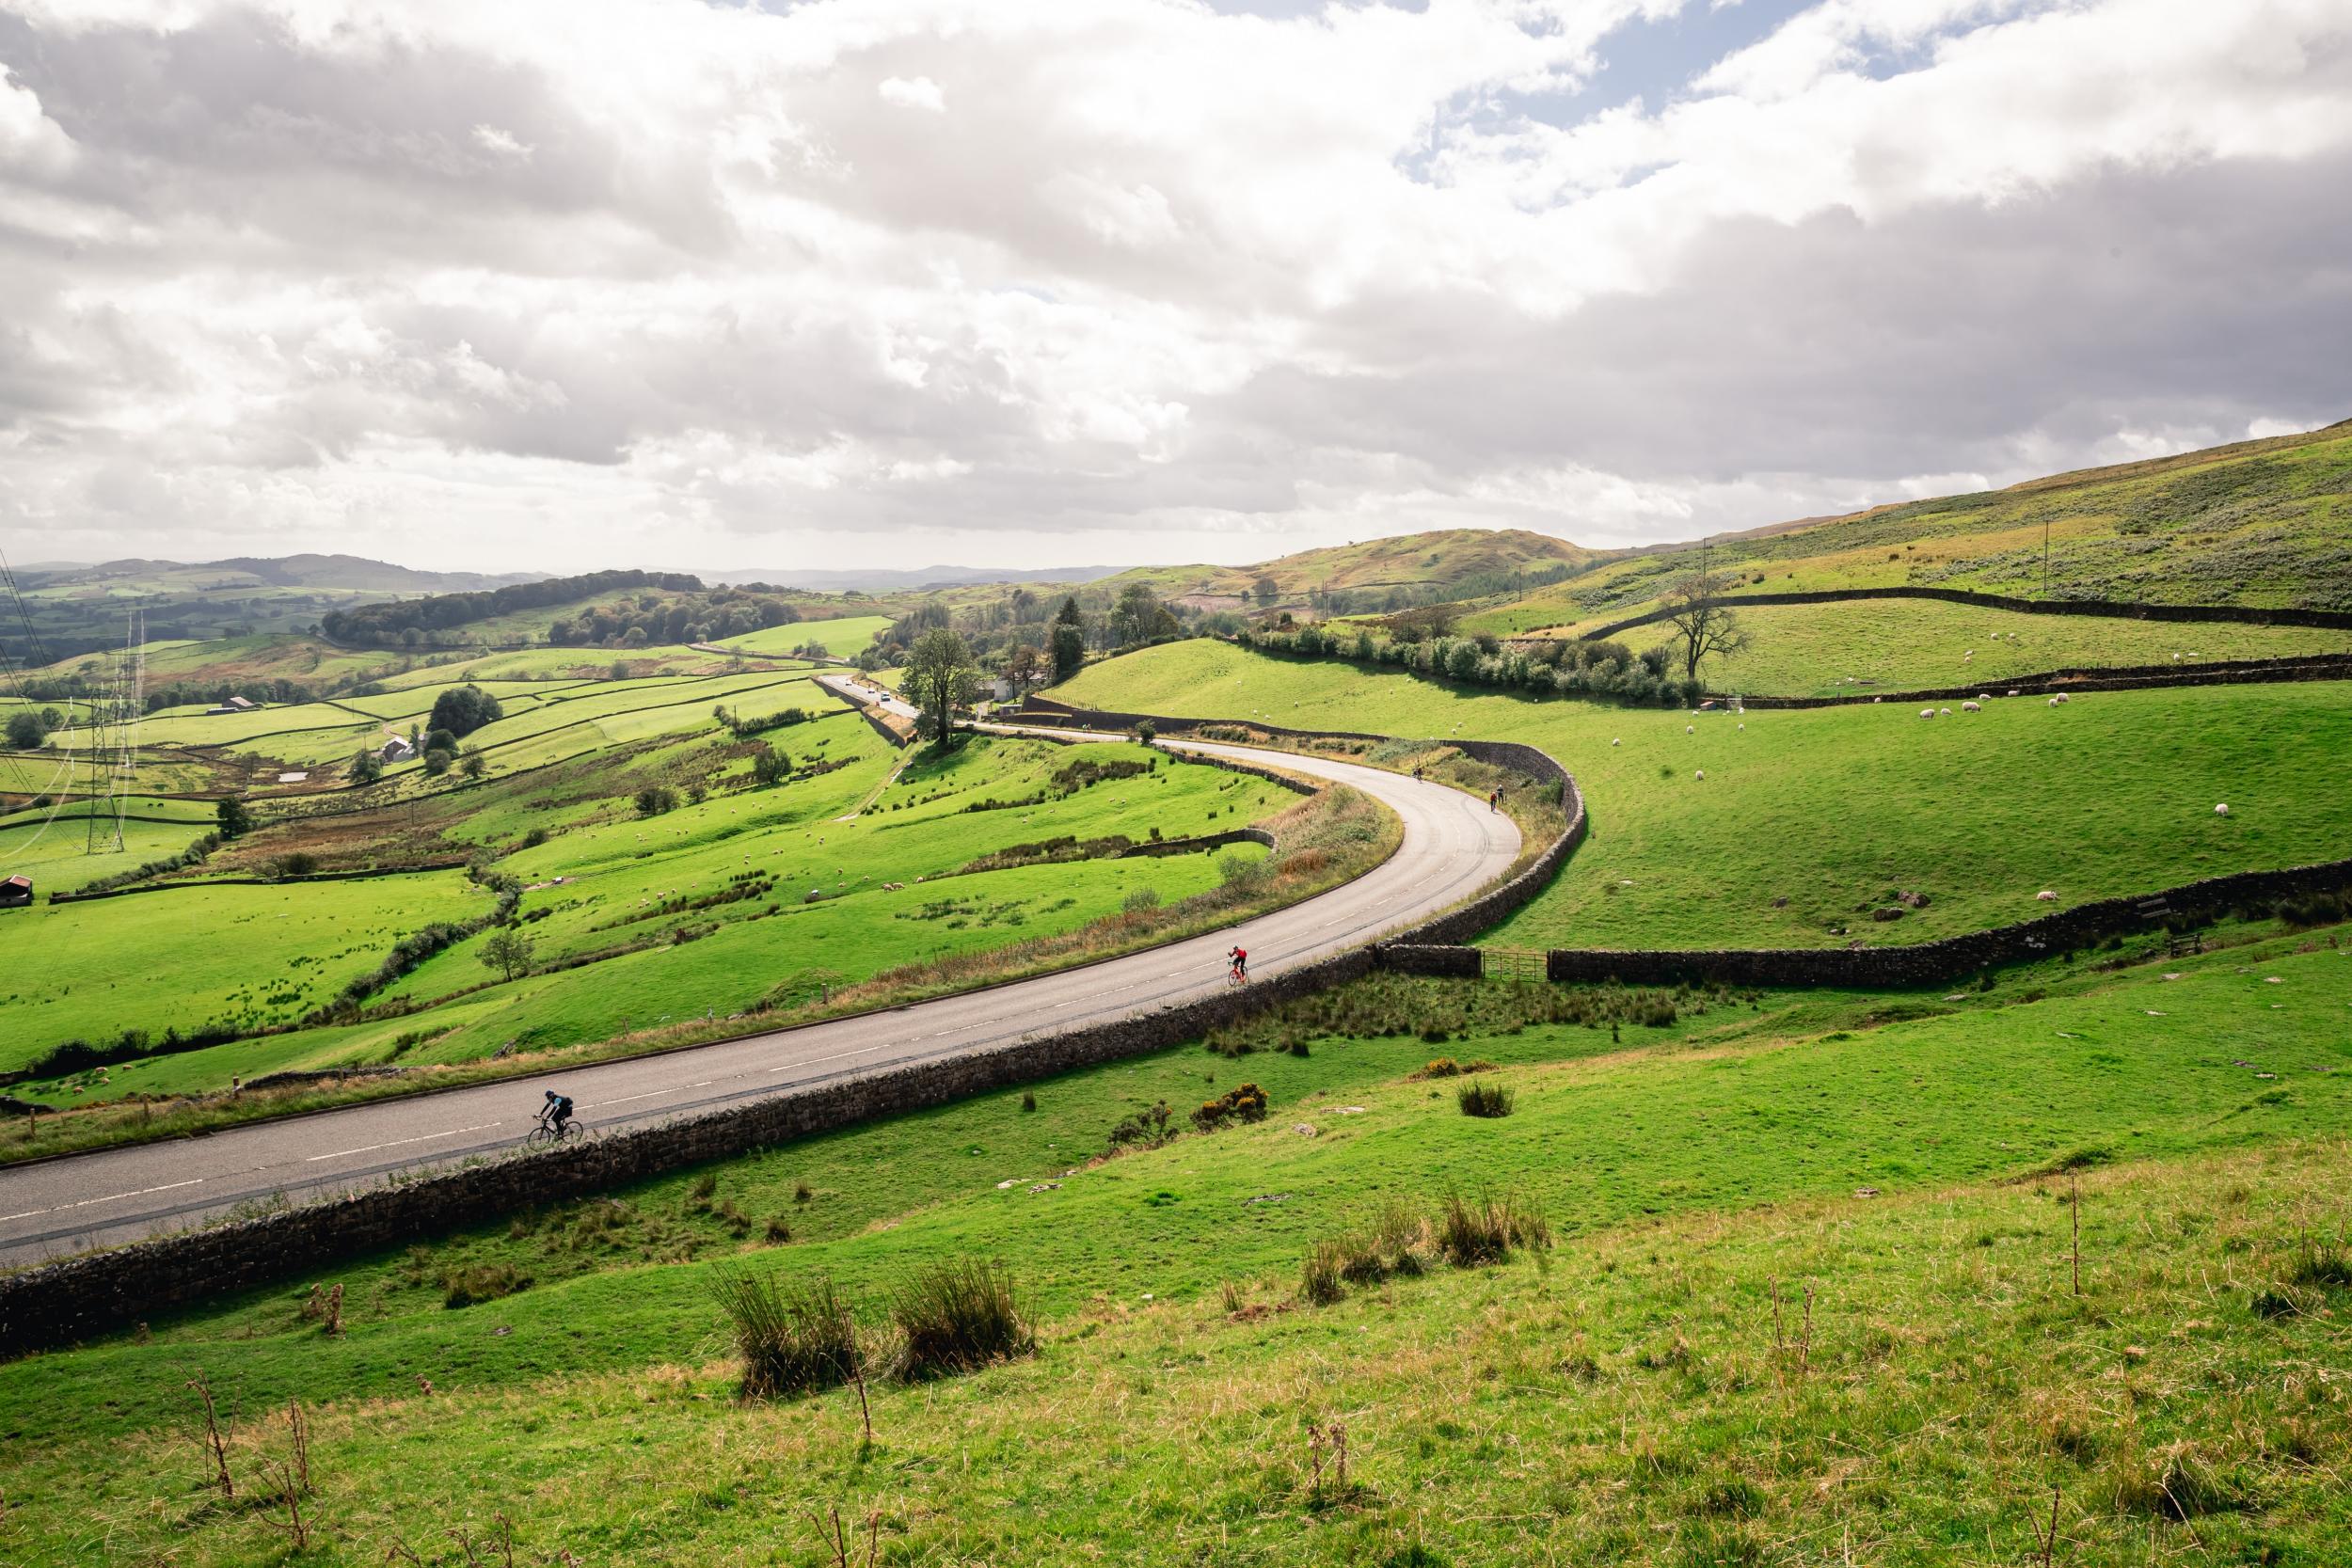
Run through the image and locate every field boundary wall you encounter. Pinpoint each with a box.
[1576,586,2352,643]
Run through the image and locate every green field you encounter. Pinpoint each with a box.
[0,869,489,1075]
[8,719,1293,1099]
[1060,641,2352,950]
[1502,597,2351,695]
[713,613,893,658]
[5,927,2347,1563]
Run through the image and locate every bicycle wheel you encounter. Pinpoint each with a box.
[525,1124,555,1148]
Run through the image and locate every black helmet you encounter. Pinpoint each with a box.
[545,1089,559,1101]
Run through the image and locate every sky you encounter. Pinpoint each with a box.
[0,0,2347,577]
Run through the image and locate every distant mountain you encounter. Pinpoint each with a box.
[701,564,1121,593]
[16,554,539,594]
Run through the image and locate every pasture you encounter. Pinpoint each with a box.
[5,933,2346,1563]
[1060,641,2352,949]
[713,613,893,658]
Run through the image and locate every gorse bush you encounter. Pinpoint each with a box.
[709,1268,861,1400]
[1190,1083,1268,1132]
[891,1259,1033,1380]
[1456,1081,1516,1118]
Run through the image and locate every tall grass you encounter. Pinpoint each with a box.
[709,1268,861,1399]
[1437,1189,1550,1267]
[1455,1080,1514,1117]
[891,1259,1034,1380]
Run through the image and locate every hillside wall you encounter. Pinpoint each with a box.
[1576,586,2352,644]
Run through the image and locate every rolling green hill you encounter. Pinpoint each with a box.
[1463,419,2352,640]
[1101,528,1600,611]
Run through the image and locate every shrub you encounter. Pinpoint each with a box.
[890,1259,1033,1379]
[1106,1101,1177,1149]
[634,784,679,816]
[1456,1081,1516,1118]
[1122,886,1161,915]
[1438,1189,1550,1267]
[1191,1082,1269,1132]
[1217,850,1268,892]
[441,1262,531,1308]
[709,1268,860,1399]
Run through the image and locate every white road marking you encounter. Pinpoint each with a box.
[595,1089,674,1107]
[306,1122,501,1162]
[1,1177,205,1223]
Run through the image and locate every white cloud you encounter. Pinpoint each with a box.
[877,74,945,113]
[0,0,2345,573]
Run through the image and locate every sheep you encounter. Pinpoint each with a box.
[1940,707,1952,717]
[2037,890,2058,901]
[2048,696,2061,707]
[1694,769,1705,780]
[1920,707,1937,719]
[1686,724,1695,734]
[1738,722,1745,731]
[1611,737,1621,746]
[2215,802,2231,816]
[1961,700,1981,712]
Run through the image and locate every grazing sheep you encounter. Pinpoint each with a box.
[1611,737,1621,746]
[2037,890,2058,901]
[1738,722,1745,731]
[2215,802,2231,816]
[1920,707,1937,719]
[1686,724,1694,734]
[2048,696,2061,706]
[1940,707,1952,716]
[1961,700,1981,712]
[1694,769,1706,780]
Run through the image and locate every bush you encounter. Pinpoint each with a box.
[634,784,679,816]
[1107,1101,1178,1149]
[890,1259,1033,1380]
[1191,1083,1269,1132]
[441,1262,532,1308]
[1456,1081,1516,1118]
[1122,886,1161,915]
[1438,1189,1550,1267]
[709,1268,860,1399]
[1217,850,1268,892]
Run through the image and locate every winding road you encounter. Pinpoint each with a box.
[0,720,1518,1268]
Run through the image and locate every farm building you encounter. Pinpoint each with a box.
[380,736,416,763]
[0,874,31,909]
[204,695,262,715]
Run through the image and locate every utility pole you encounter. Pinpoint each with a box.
[2043,516,2052,601]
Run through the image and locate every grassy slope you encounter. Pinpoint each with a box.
[1463,420,2352,639]
[5,933,2347,1563]
[1622,598,2347,697]
[0,871,488,1074]
[713,613,893,657]
[1057,641,2352,950]
[1105,528,1597,604]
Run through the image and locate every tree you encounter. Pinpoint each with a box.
[634,784,678,816]
[1005,643,1043,692]
[459,748,486,780]
[349,749,383,785]
[1252,574,1279,607]
[215,796,252,839]
[904,627,979,745]
[481,928,534,983]
[423,748,453,776]
[427,684,504,740]
[1051,623,1087,683]
[751,745,789,786]
[5,710,46,750]
[1054,594,1083,627]
[1109,583,1178,647]
[1661,573,1751,682]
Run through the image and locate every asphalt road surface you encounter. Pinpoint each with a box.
[0,729,1519,1267]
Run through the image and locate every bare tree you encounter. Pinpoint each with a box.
[1661,573,1749,682]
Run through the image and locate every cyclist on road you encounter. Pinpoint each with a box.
[1227,945,1248,984]
[541,1089,576,1137]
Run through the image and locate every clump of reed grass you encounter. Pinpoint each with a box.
[709,1268,861,1399]
[890,1259,1033,1380]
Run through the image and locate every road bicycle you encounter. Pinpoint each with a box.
[525,1116,583,1148]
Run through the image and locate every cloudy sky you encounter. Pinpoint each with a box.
[1,0,2347,576]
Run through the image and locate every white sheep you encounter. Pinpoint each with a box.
[1920,707,1937,719]
[2037,890,2058,901]
[2048,696,2061,707]
[1737,722,1745,731]
[2215,802,2231,816]
[1694,769,1705,780]
[1686,724,1694,734]
[1961,700,1980,712]
[1940,707,1952,717]
[1611,737,1621,746]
